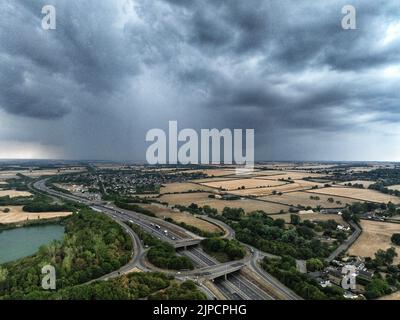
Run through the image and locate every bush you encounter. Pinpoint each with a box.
[391,233,400,246]
[147,243,194,270]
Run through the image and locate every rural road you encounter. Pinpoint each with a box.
[325,221,362,262]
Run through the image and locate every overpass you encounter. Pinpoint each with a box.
[190,262,246,280]
[173,239,201,249]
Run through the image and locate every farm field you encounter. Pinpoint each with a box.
[306,187,400,204]
[338,180,376,188]
[200,169,238,177]
[269,213,347,225]
[388,185,400,191]
[140,204,222,234]
[232,180,323,197]
[378,291,400,300]
[255,171,327,180]
[0,168,86,180]
[160,182,215,194]
[199,178,286,191]
[260,191,354,208]
[0,206,72,224]
[348,220,400,264]
[159,192,291,214]
[0,190,33,198]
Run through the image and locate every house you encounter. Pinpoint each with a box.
[299,209,314,215]
[320,209,343,214]
[337,225,351,231]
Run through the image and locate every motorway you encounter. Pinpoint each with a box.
[33,178,297,300]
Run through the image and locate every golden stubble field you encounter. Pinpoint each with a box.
[388,185,400,191]
[0,190,33,198]
[269,213,347,225]
[140,204,221,233]
[0,168,86,180]
[199,178,286,191]
[306,187,400,204]
[348,220,400,264]
[261,191,354,208]
[338,180,376,188]
[0,206,72,224]
[230,180,324,197]
[159,192,290,214]
[159,182,215,194]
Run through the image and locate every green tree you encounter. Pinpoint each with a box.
[391,233,400,246]
[306,258,324,272]
[290,214,300,225]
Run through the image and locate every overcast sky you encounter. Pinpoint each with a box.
[0,0,399,161]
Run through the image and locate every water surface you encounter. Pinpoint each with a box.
[0,224,64,264]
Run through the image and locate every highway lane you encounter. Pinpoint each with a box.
[201,215,301,300]
[179,246,268,300]
[228,274,274,300]
[34,179,192,245]
[249,251,301,300]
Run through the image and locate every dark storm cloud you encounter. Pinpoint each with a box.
[0,0,399,160]
[0,0,141,119]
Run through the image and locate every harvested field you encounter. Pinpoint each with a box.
[306,187,400,204]
[269,213,347,225]
[23,168,86,177]
[0,190,33,198]
[388,185,400,191]
[255,171,326,181]
[231,180,324,197]
[260,191,353,208]
[160,182,215,194]
[0,168,86,180]
[338,180,376,188]
[192,177,239,183]
[0,206,72,224]
[348,220,400,264]
[140,204,221,233]
[159,192,290,214]
[201,169,237,177]
[199,178,285,191]
[378,291,400,300]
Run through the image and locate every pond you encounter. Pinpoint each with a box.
[0,224,65,264]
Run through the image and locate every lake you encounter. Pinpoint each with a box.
[0,224,65,264]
